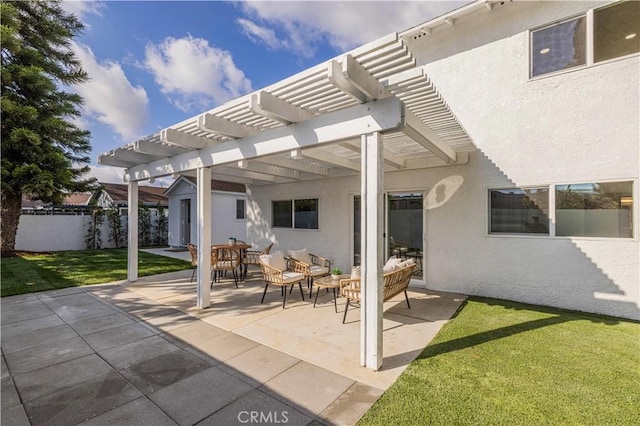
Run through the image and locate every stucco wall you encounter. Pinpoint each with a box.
[167,184,247,247]
[247,1,639,320]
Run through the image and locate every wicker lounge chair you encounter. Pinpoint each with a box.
[340,261,415,323]
[259,251,305,309]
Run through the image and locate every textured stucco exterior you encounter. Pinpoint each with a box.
[167,179,247,247]
[246,1,639,320]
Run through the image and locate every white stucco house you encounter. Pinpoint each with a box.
[164,176,247,247]
[99,1,639,369]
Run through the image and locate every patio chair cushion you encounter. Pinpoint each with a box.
[288,248,311,265]
[282,271,305,283]
[260,251,287,271]
[383,256,403,273]
[398,258,416,269]
[351,266,361,278]
[310,265,329,277]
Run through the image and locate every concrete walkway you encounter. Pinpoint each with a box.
[1,266,465,425]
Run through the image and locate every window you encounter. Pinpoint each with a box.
[236,199,246,220]
[594,1,640,63]
[294,199,318,229]
[531,2,640,78]
[272,200,292,228]
[556,181,633,238]
[531,17,586,77]
[272,198,318,229]
[490,188,550,234]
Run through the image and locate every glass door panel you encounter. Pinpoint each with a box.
[387,192,423,279]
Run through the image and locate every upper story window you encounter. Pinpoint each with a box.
[531,17,586,77]
[594,1,640,62]
[530,1,640,78]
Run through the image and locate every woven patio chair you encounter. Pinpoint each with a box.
[340,261,415,323]
[259,251,305,309]
[187,243,198,282]
[211,246,240,288]
[287,248,331,297]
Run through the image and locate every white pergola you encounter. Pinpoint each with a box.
[99,29,476,370]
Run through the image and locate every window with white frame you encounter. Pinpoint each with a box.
[272,198,318,229]
[555,181,633,238]
[489,181,634,238]
[489,188,550,235]
[236,199,246,220]
[530,1,639,78]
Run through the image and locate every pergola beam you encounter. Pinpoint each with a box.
[98,155,135,168]
[214,166,278,183]
[259,155,330,176]
[301,148,361,172]
[237,160,301,179]
[198,113,258,138]
[400,107,457,163]
[339,140,406,169]
[134,140,189,157]
[328,54,390,104]
[114,149,162,164]
[125,97,402,181]
[161,128,214,149]
[249,91,314,124]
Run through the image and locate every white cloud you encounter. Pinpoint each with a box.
[237,18,284,50]
[61,0,105,24]
[87,164,125,184]
[237,1,468,56]
[143,35,253,112]
[72,42,149,141]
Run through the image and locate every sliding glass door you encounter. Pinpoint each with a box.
[387,192,423,279]
[352,192,424,279]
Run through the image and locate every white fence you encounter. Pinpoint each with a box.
[15,214,165,252]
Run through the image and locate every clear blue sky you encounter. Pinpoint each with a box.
[62,1,467,184]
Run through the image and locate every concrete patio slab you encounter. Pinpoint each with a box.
[1,324,79,354]
[23,371,142,426]
[1,266,465,425]
[196,388,313,426]
[4,335,93,374]
[260,361,355,417]
[98,335,181,370]
[13,354,114,402]
[78,397,178,426]
[120,350,212,395]
[148,366,254,425]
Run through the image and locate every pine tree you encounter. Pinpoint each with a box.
[1,1,95,256]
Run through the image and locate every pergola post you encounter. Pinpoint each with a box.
[127,181,138,282]
[196,167,212,308]
[360,131,384,370]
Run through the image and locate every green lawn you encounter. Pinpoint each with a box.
[359,297,640,425]
[1,248,192,297]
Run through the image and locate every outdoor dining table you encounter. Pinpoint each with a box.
[211,243,252,280]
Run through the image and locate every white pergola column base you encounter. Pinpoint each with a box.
[196,167,212,309]
[360,131,384,370]
[127,181,138,282]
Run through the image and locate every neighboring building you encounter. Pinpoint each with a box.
[21,192,92,215]
[164,176,247,247]
[94,183,168,215]
[99,0,639,323]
